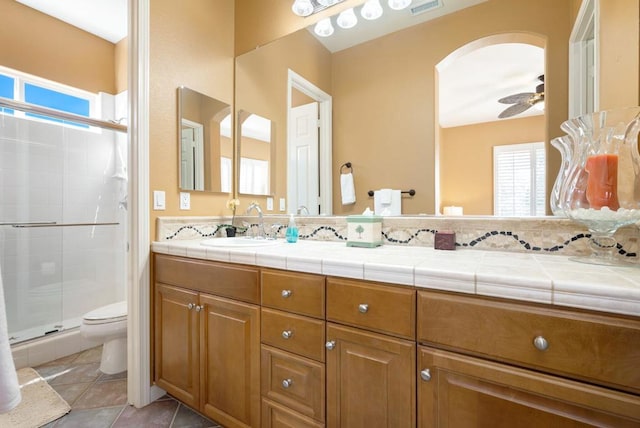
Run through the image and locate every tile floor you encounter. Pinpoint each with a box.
[34,346,221,428]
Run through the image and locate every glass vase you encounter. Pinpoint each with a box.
[549,135,573,216]
[559,106,640,265]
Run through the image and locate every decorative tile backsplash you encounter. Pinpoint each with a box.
[156,215,640,260]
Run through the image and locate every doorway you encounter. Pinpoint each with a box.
[287,69,333,215]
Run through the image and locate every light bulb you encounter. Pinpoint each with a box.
[534,100,545,111]
[388,0,411,10]
[361,0,383,20]
[291,0,313,17]
[317,0,338,6]
[337,8,358,29]
[314,18,335,37]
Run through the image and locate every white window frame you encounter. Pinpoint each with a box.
[493,142,546,217]
[0,65,99,121]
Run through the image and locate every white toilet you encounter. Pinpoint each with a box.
[80,301,127,374]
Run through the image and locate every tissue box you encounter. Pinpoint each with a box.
[347,215,383,247]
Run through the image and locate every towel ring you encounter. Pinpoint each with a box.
[340,162,352,174]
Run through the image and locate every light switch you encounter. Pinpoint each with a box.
[266,197,274,211]
[279,198,286,211]
[179,192,190,210]
[153,190,166,210]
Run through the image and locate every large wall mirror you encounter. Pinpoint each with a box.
[178,86,232,193]
[234,0,638,216]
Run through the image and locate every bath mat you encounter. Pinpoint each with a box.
[0,367,70,427]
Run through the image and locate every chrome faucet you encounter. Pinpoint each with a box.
[246,202,265,238]
[297,205,310,215]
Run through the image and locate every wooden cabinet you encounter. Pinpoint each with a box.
[154,254,260,428]
[261,269,327,426]
[417,290,640,427]
[418,346,640,428]
[325,278,417,427]
[326,323,416,428]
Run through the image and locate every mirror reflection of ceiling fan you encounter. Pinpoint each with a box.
[497,75,545,119]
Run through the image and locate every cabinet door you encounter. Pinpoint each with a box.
[326,323,416,427]
[418,346,640,428]
[154,283,200,409]
[200,293,260,428]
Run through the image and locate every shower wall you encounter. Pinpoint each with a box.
[0,92,127,344]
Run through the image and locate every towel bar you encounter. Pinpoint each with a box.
[367,189,415,197]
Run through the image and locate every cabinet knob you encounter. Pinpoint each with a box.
[420,369,432,382]
[533,336,549,351]
[281,289,292,298]
[187,303,194,310]
[282,330,293,339]
[358,303,369,313]
[195,305,203,312]
[325,340,336,350]
[282,378,293,389]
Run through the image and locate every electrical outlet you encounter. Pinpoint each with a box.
[179,192,190,210]
[266,197,274,211]
[153,190,166,210]
[279,198,286,211]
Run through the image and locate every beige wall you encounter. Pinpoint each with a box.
[115,38,128,93]
[598,0,640,110]
[149,0,235,239]
[440,115,546,215]
[331,0,572,215]
[0,1,116,94]
[235,29,332,209]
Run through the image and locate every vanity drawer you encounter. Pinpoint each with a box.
[326,278,415,339]
[262,269,325,319]
[261,345,325,423]
[261,308,326,362]
[417,290,640,394]
[262,398,325,428]
[154,253,259,304]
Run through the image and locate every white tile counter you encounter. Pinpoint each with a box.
[151,239,640,317]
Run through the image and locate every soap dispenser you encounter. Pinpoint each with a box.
[286,214,298,243]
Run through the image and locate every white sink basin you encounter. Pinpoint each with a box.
[200,237,282,248]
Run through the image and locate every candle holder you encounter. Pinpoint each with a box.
[559,106,640,266]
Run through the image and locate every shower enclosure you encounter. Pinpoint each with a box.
[0,95,128,344]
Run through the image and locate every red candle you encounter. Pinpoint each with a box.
[585,153,619,210]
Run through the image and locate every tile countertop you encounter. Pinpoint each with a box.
[151,239,640,318]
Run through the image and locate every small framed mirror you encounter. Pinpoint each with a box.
[177,87,232,193]
[237,110,275,196]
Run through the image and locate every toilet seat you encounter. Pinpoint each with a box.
[83,301,127,325]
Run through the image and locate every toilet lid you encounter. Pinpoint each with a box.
[83,301,127,323]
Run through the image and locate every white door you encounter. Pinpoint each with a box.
[289,102,319,214]
[181,128,195,190]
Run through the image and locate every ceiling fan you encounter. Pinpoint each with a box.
[497,75,545,119]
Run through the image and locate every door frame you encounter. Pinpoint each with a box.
[569,0,599,118]
[287,69,333,215]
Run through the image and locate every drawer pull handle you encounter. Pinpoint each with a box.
[325,340,336,350]
[358,303,369,313]
[282,330,293,339]
[195,305,203,312]
[282,378,293,389]
[533,336,549,351]
[281,289,292,298]
[420,369,431,382]
[187,303,194,310]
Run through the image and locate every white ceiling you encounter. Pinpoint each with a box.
[18,0,544,128]
[16,0,128,44]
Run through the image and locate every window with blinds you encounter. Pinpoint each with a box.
[493,142,546,216]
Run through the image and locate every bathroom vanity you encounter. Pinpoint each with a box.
[151,240,640,427]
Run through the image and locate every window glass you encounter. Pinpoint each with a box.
[494,142,546,216]
[0,74,15,114]
[24,83,90,127]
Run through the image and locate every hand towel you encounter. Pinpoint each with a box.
[0,266,20,413]
[374,189,402,216]
[341,173,356,205]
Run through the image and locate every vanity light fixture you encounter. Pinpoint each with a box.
[314,18,335,37]
[361,0,384,20]
[291,0,346,17]
[388,0,412,10]
[292,0,314,16]
[337,8,358,29]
